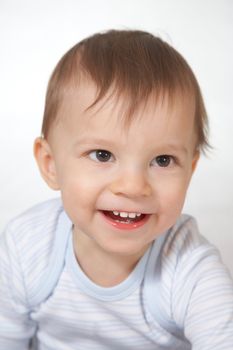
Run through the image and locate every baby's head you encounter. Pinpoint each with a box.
[41,29,208,152]
[34,30,209,255]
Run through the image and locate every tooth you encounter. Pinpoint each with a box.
[112,211,142,219]
[128,213,137,218]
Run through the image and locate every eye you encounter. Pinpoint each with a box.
[88,150,113,162]
[151,155,174,167]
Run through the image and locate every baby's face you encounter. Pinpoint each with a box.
[45,80,199,258]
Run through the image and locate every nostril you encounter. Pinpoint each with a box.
[109,176,152,198]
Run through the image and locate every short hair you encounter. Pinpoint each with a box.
[41,29,209,151]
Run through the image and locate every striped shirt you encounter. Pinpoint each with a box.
[0,198,233,349]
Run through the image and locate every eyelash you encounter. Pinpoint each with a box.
[87,150,177,168]
[150,155,176,168]
[88,150,114,162]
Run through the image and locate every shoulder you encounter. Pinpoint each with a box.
[144,214,233,338]
[164,215,233,327]
[5,197,63,235]
[0,198,65,304]
[167,216,233,344]
[3,198,64,251]
[2,197,63,261]
[148,214,211,276]
[162,214,211,262]
[158,213,224,294]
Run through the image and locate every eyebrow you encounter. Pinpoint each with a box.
[73,137,115,148]
[74,138,188,154]
[163,143,188,155]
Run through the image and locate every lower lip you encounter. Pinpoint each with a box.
[100,211,150,230]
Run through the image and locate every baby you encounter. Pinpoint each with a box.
[1,30,233,349]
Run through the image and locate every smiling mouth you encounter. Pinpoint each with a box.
[101,210,149,229]
[103,210,146,223]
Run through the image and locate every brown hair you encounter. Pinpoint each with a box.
[41,29,209,151]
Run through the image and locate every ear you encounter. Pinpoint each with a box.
[191,150,200,174]
[34,137,60,190]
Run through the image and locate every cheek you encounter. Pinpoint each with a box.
[58,167,105,217]
[57,161,95,192]
[62,176,95,203]
[154,179,189,233]
[157,176,189,210]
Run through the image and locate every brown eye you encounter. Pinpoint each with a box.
[155,155,172,167]
[89,150,113,162]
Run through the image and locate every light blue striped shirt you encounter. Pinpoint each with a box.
[0,198,233,349]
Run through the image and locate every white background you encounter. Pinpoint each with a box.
[0,0,232,275]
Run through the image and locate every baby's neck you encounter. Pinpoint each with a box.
[72,231,148,288]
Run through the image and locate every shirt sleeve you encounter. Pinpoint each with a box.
[173,241,233,349]
[0,226,36,350]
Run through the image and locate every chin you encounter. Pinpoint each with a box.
[99,239,150,258]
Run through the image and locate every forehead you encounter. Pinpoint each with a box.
[51,78,196,146]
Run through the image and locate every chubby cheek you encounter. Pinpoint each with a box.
[58,170,101,223]
[157,178,189,222]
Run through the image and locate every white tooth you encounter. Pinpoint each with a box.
[113,211,119,216]
[136,213,142,217]
[128,213,137,218]
[119,212,128,218]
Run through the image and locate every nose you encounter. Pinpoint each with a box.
[109,169,152,198]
